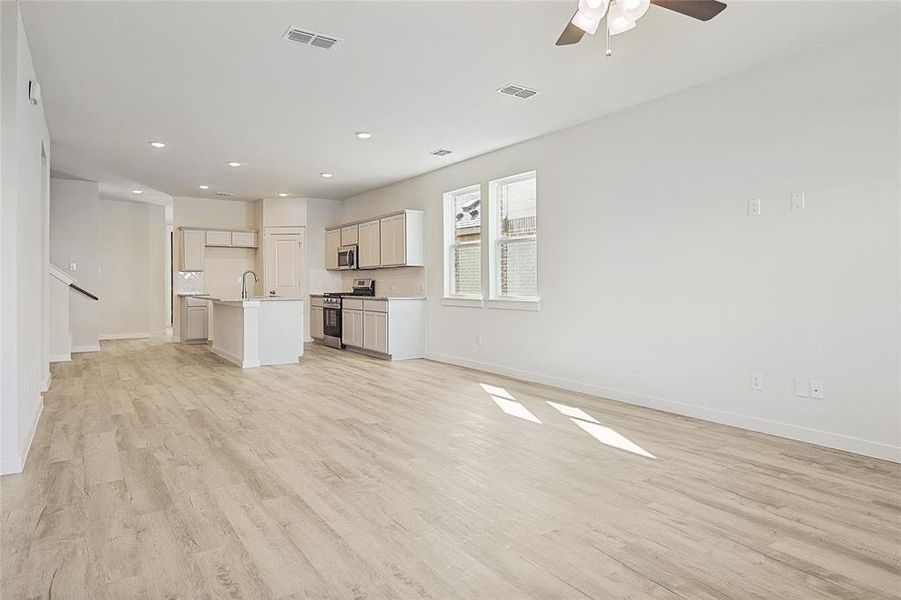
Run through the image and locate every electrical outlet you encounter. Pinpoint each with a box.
[791,192,806,211]
[748,198,761,217]
[810,380,824,399]
[794,378,809,398]
[751,372,763,391]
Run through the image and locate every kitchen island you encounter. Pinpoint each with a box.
[210,297,304,368]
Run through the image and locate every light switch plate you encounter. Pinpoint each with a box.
[810,380,823,399]
[794,378,809,397]
[68,261,77,271]
[748,198,761,217]
[791,192,806,211]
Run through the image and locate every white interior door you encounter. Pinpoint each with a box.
[265,232,303,298]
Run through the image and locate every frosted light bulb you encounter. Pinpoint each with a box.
[607,2,637,35]
[571,0,609,35]
[619,0,650,20]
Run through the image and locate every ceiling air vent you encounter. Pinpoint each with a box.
[497,84,539,100]
[430,149,453,157]
[215,191,234,197]
[283,26,340,50]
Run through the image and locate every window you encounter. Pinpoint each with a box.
[489,171,537,301]
[443,184,482,299]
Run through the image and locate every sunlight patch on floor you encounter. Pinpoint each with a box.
[480,383,514,400]
[491,396,542,424]
[546,401,599,424]
[570,418,656,459]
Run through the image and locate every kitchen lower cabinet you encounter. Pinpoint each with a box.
[362,311,388,354]
[342,309,364,348]
[181,297,209,343]
[310,306,324,340]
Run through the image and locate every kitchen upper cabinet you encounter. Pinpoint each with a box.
[326,229,341,271]
[179,229,205,271]
[205,230,231,246]
[342,309,364,348]
[379,214,403,267]
[358,219,381,269]
[325,210,423,270]
[380,211,424,267]
[231,231,258,248]
[363,311,388,354]
[340,225,359,247]
[310,306,324,340]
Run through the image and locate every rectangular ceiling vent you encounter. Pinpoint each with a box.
[430,149,453,157]
[497,84,539,100]
[215,191,234,197]
[283,26,340,50]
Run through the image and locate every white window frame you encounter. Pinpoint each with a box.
[487,171,539,310]
[442,184,484,307]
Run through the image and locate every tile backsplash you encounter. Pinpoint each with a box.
[343,267,427,297]
[175,271,204,294]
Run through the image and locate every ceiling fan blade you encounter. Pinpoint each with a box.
[556,12,587,46]
[650,0,727,21]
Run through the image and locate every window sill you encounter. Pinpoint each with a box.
[486,298,540,311]
[442,296,484,308]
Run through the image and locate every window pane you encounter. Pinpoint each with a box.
[498,177,536,238]
[452,243,481,296]
[445,185,482,298]
[498,239,537,298]
[454,189,481,243]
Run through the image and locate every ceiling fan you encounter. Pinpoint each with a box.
[556,0,727,48]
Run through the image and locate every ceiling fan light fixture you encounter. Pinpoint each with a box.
[607,3,637,35]
[571,0,608,35]
[619,0,650,21]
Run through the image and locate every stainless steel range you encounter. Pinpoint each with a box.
[321,279,375,349]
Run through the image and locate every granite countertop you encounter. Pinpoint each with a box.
[211,296,304,303]
[176,293,212,297]
[310,294,426,301]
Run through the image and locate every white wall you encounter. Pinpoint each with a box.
[338,27,900,461]
[1,3,52,474]
[50,177,100,352]
[98,198,166,338]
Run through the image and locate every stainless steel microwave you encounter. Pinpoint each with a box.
[337,245,357,270]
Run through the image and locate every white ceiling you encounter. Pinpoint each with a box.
[20,1,895,202]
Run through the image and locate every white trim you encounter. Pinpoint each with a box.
[71,344,101,353]
[99,332,153,340]
[442,296,484,308]
[48,263,76,285]
[424,352,901,463]
[49,353,71,363]
[41,373,51,393]
[0,397,44,475]
[485,297,540,311]
[210,345,261,369]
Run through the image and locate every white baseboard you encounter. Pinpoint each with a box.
[0,396,43,475]
[49,353,71,363]
[71,344,100,353]
[210,345,260,368]
[99,332,151,340]
[425,352,901,464]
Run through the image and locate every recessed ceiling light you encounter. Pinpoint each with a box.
[320,172,333,178]
[148,141,167,148]
[131,189,144,194]
[198,184,210,190]
[278,192,289,197]
[355,131,372,139]
[227,161,243,168]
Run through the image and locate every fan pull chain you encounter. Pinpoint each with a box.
[606,19,613,57]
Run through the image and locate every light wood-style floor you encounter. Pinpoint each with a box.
[2,337,899,599]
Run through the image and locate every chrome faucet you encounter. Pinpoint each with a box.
[241,270,259,299]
